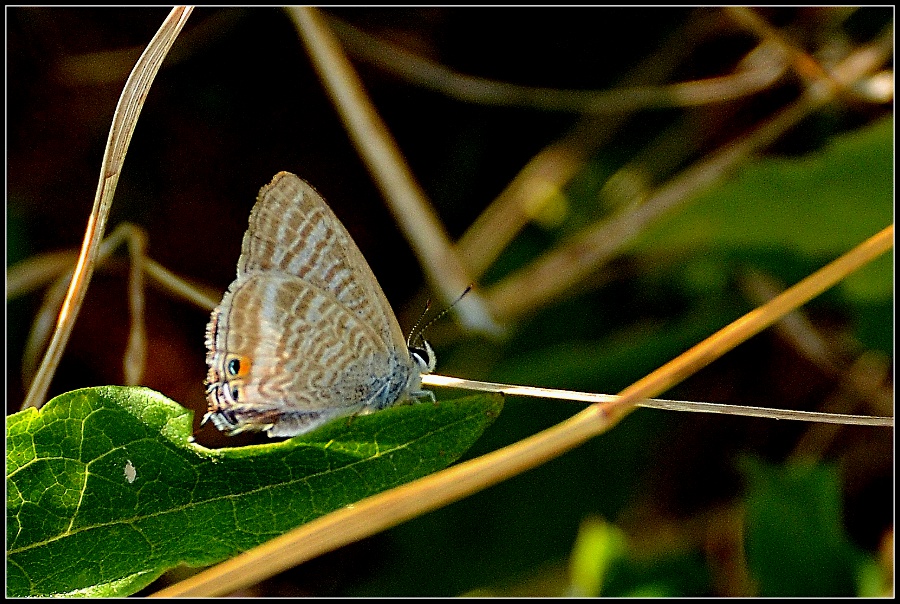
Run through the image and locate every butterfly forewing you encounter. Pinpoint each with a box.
[237,172,406,350]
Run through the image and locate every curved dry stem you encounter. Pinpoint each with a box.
[21,6,192,410]
[123,227,147,386]
[53,9,246,86]
[287,6,500,336]
[483,27,893,322]
[152,225,893,597]
[330,14,787,114]
[21,224,147,396]
[456,11,719,278]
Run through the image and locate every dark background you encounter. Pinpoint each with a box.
[7,7,893,596]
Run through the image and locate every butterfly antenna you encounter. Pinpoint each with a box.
[411,285,473,347]
[407,298,433,349]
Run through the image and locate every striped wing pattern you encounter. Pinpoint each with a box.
[204,172,421,437]
[237,172,406,349]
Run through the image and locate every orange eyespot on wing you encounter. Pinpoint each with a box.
[225,354,252,378]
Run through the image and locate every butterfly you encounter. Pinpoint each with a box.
[203,172,435,437]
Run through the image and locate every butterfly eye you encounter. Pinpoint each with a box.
[230,385,240,402]
[409,340,436,373]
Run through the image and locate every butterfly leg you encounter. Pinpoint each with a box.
[411,389,437,404]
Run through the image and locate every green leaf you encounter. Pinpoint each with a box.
[567,516,626,597]
[741,458,871,596]
[6,386,503,597]
[635,117,893,301]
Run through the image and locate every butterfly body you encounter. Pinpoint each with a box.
[204,172,433,437]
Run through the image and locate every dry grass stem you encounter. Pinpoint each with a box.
[21,6,192,410]
[421,375,893,427]
[456,11,718,277]
[330,15,786,114]
[287,7,499,336]
[484,28,892,322]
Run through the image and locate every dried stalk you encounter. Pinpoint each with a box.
[288,7,500,335]
[21,6,192,410]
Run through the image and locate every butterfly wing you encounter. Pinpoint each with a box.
[205,273,417,436]
[205,172,422,437]
[237,172,408,352]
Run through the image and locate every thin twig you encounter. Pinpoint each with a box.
[727,7,895,105]
[21,225,152,397]
[7,251,79,299]
[725,7,840,89]
[287,7,501,336]
[123,227,147,386]
[483,26,893,321]
[145,260,221,312]
[456,10,720,277]
[8,245,221,312]
[12,224,225,396]
[21,6,192,410]
[420,375,893,427]
[330,15,787,114]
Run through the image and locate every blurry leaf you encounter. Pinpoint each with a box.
[6,386,503,597]
[567,516,627,596]
[601,546,710,597]
[464,515,706,597]
[855,556,891,597]
[636,118,893,299]
[741,458,871,596]
[623,582,679,597]
[491,300,743,394]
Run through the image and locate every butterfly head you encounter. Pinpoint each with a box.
[202,351,270,435]
[409,339,436,375]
